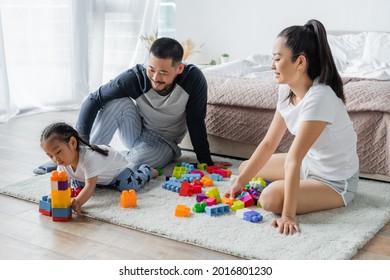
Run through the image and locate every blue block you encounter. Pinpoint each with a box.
[52,206,72,218]
[205,204,230,216]
[39,195,52,213]
[162,180,181,192]
[243,210,263,223]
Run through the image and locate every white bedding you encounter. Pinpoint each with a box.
[203,32,390,80]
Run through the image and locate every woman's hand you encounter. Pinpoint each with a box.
[224,182,243,199]
[71,198,83,217]
[271,216,300,235]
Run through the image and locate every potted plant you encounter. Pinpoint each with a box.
[220,53,230,63]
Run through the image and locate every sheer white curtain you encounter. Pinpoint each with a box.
[0,0,160,122]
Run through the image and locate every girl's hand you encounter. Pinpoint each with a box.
[71,198,83,217]
[271,216,300,235]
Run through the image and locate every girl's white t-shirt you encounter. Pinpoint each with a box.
[58,145,130,185]
[277,80,359,180]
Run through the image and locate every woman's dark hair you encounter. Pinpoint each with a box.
[278,19,345,103]
[40,122,109,156]
[150,37,183,66]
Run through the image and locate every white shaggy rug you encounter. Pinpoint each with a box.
[1,151,389,260]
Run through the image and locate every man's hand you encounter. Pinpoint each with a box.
[214,161,232,168]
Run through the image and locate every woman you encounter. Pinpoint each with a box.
[227,19,359,235]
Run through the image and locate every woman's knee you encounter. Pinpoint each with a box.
[259,186,283,214]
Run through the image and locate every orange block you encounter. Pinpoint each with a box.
[120,190,137,208]
[175,204,190,217]
[200,176,213,187]
[221,196,236,208]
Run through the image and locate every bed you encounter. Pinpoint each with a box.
[181,31,390,180]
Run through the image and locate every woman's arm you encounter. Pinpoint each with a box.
[228,111,287,198]
[71,176,98,216]
[276,120,327,234]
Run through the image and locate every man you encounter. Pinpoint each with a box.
[75,37,228,170]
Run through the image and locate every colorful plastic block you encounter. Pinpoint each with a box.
[205,204,230,216]
[197,163,208,170]
[190,170,204,177]
[181,173,201,182]
[205,187,221,203]
[221,196,236,208]
[200,176,213,187]
[240,193,254,207]
[39,195,52,216]
[192,202,207,213]
[179,182,193,196]
[196,193,207,202]
[231,200,245,211]
[210,173,223,181]
[120,190,137,208]
[205,197,217,206]
[172,166,187,179]
[175,204,190,217]
[162,179,182,192]
[243,210,263,223]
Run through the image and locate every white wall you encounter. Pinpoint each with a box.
[176,0,390,63]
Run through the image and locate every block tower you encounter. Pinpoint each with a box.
[50,170,72,222]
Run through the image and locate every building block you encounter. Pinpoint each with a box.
[205,204,230,216]
[48,170,72,222]
[181,173,201,182]
[179,182,193,196]
[205,197,217,206]
[192,201,207,213]
[190,170,204,177]
[51,189,71,208]
[172,166,187,179]
[175,204,190,217]
[243,210,263,223]
[231,200,245,211]
[240,193,254,207]
[39,195,52,216]
[180,162,195,172]
[213,168,232,178]
[205,187,221,203]
[197,163,208,170]
[235,208,252,219]
[52,206,72,222]
[210,173,223,181]
[221,196,236,208]
[162,179,182,192]
[196,193,207,202]
[120,190,137,208]
[70,186,82,197]
[192,184,202,194]
[200,176,213,187]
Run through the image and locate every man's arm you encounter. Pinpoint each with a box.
[184,66,214,165]
[76,65,147,142]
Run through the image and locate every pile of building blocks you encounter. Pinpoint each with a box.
[38,170,72,222]
[167,162,269,222]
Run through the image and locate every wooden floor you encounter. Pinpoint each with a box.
[0,110,389,260]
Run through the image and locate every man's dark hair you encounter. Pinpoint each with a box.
[150,37,183,66]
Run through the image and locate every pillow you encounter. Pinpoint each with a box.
[327,32,367,62]
[202,59,258,77]
[361,32,390,66]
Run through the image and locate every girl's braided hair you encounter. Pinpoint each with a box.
[40,122,109,156]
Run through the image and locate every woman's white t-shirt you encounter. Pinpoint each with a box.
[276,80,359,180]
[58,145,131,185]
